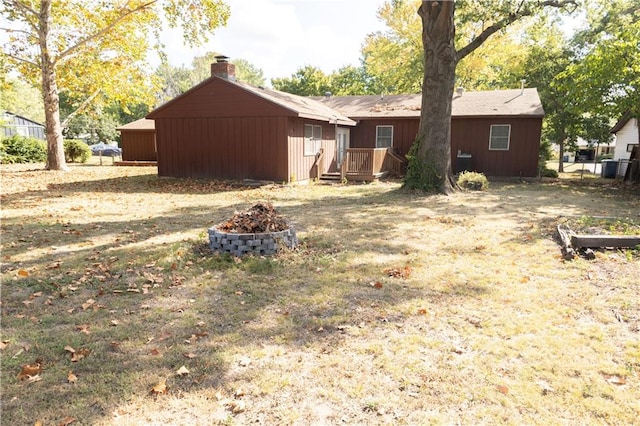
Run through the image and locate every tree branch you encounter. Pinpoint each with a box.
[0,27,32,35]
[5,0,39,18]
[61,89,102,128]
[3,52,38,68]
[456,0,578,62]
[54,0,158,65]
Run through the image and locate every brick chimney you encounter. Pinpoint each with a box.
[211,55,236,81]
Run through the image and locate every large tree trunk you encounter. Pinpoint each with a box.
[406,1,457,194]
[39,0,68,171]
[558,132,566,173]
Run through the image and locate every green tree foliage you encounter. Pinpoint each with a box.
[361,0,537,94]
[272,66,332,96]
[272,64,384,96]
[0,134,47,163]
[0,77,45,123]
[154,53,266,104]
[562,0,640,137]
[0,0,230,171]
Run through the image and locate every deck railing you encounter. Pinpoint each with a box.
[340,148,406,181]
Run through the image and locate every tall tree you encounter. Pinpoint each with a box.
[562,0,640,145]
[405,0,577,193]
[362,0,536,94]
[1,0,229,171]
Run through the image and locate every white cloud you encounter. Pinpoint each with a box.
[151,0,388,83]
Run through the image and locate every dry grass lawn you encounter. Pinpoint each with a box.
[1,161,639,425]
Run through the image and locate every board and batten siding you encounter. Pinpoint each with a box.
[451,116,542,177]
[155,116,289,181]
[613,118,638,162]
[349,119,419,155]
[120,130,156,161]
[287,119,336,182]
[349,116,541,177]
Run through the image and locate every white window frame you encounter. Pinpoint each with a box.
[376,125,393,148]
[304,124,322,156]
[489,124,511,151]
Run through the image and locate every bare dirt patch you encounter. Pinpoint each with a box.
[1,162,639,425]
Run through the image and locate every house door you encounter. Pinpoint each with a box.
[336,127,350,170]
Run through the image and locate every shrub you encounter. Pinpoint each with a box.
[0,135,47,164]
[64,139,91,163]
[540,167,559,178]
[457,171,488,191]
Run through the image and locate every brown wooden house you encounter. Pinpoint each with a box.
[117,118,157,162]
[317,88,544,177]
[142,56,544,182]
[146,56,355,182]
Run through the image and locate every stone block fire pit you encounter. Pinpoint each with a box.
[208,203,297,256]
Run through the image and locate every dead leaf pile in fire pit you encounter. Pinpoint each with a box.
[217,203,290,233]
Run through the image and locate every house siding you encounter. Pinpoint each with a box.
[120,130,156,161]
[451,117,542,177]
[155,116,289,181]
[2,113,45,140]
[349,119,419,155]
[287,119,336,182]
[149,79,295,119]
[613,118,638,162]
[350,116,542,177]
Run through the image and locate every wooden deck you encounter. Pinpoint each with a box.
[339,148,406,181]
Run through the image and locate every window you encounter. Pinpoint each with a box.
[376,125,393,148]
[489,124,511,150]
[627,143,639,153]
[304,124,322,156]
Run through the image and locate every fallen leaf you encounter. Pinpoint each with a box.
[110,320,120,326]
[76,324,90,334]
[521,276,530,283]
[30,291,43,299]
[71,348,90,362]
[227,400,245,414]
[149,348,161,356]
[0,341,8,350]
[17,363,42,380]
[18,269,29,277]
[59,416,76,426]
[81,299,95,310]
[150,379,168,395]
[64,345,76,353]
[27,374,42,383]
[497,385,509,394]
[67,371,78,383]
[175,365,189,376]
[602,373,626,386]
[183,352,197,359]
[370,281,383,289]
[35,420,43,426]
[417,308,428,315]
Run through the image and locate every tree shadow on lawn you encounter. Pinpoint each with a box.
[6,180,637,424]
[1,188,503,424]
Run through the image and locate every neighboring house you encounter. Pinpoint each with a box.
[142,56,544,182]
[117,118,157,162]
[610,112,639,177]
[1,111,45,140]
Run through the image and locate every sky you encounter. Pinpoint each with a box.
[151,0,389,83]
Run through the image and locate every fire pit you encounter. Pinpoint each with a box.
[208,203,297,256]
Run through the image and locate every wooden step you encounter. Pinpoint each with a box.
[319,172,341,181]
